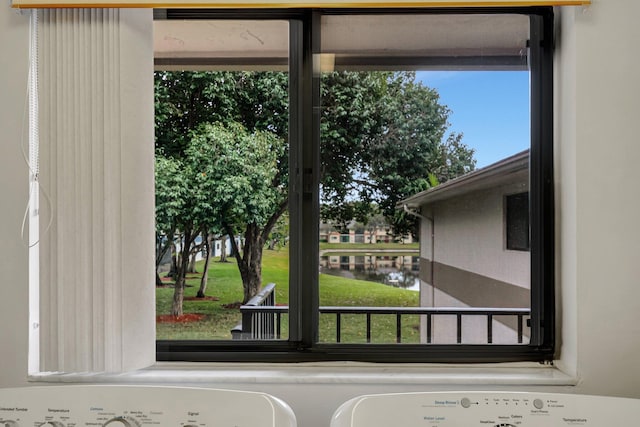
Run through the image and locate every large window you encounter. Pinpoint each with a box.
[155,7,554,362]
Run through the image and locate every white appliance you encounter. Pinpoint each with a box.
[331,391,640,427]
[0,385,296,427]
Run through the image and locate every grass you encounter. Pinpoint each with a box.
[156,245,420,342]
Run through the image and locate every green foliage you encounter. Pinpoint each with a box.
[187,122,287,232]
[155,154,187,234]
[155,71,288,157]
[319,71,476,237]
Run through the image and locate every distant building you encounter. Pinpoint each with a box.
[319,223,413,244]
[400,150,530,344]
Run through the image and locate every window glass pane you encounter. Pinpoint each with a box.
[506,192,530,251]
[319,14,531,345]
[154,20,289,341]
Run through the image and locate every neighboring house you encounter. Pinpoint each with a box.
[400,150,530,344]
[161,235,239,268]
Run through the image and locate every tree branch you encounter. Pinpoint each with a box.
[224,222,243,267]
[260,197,289,243]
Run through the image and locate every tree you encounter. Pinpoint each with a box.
[155,71,289,308]
[155,70,475,308]
[320,71,475,238]
[187,122,287,303]
[155,153,189,315]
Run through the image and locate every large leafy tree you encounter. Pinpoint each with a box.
[156,146,220,315]
[320,71,476,237]
[155,71,288,308]
[187,123,286,304]
[155,70,475,309]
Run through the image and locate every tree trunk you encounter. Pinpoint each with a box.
[227,223,263,304]
[187,249,198,273]
[196,233,212,298]
[238,238,263,304]
[218,237,227,263]
[225,200,287,304]
[168,240,178,278]
[171,227,195,316]
[156,271,164,287]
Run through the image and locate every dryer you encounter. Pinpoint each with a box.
[331,391,640,427]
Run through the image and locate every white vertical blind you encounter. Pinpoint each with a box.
[38,8,155,373]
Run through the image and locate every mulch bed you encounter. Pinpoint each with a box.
[222,302,243,309]
[156,313,206,323]
[184,296,220,301]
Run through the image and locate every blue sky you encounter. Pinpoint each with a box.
[417,71,530,169]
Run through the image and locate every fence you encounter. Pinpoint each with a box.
[232,286,529,344]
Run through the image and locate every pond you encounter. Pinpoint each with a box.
[319,254,420,291]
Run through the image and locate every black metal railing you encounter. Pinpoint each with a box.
[233,296,530,343]
[320,306,529,344]
[231,283,283,340]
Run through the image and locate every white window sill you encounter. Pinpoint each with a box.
[29,362,577,386]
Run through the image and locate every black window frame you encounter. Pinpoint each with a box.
[156,6,555,363]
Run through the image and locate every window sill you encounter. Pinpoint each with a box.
[29,362,577,386]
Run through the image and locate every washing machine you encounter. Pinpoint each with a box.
[331,391,640,427]
[0,385,296,426]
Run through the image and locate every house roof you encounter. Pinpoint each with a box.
[398,149,529,209]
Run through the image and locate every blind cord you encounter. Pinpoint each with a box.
[21,9,52,249]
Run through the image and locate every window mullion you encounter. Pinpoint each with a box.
[528,9,555,349]
[289,11,321,347]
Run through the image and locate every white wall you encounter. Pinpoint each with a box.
[0,7,30,387]
[556,0,640,394]
[1,2,640,426]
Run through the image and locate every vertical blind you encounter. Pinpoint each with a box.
[37,8,155,373]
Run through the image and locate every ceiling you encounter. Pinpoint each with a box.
[154,13,529,71]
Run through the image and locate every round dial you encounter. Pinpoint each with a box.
[103,416,141,427]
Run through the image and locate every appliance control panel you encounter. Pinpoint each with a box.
[0,385,295,427]
[331,391,640,427]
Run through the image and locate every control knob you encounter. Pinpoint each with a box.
[1,421,19,427]
[103,416,142,427]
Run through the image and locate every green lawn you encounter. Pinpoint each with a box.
[156,246,420,342]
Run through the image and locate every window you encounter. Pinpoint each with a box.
[506,192,530,251]
[155,7,554,363]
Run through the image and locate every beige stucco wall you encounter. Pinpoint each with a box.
[418,179,529,343]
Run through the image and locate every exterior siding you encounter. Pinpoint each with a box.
[418,175,529,343]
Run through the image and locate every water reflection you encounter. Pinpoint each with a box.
[320,255,420,291]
